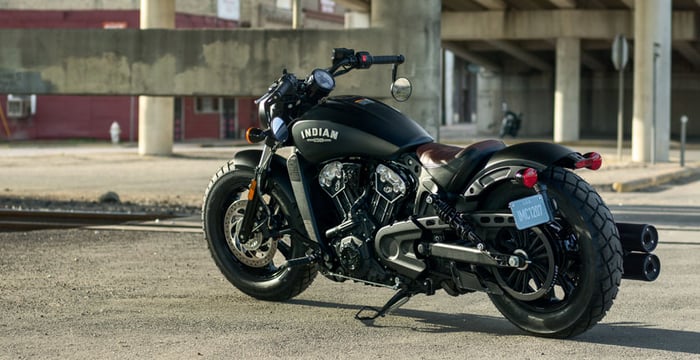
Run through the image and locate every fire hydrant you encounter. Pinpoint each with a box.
[109,121,121,144]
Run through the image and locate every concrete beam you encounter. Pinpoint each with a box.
[674,42,700,69]
[547,0,576,9]
[442,10,696,41]
[0,28,401,96]
[545,39,606,70]
[672,11,697,41]
[485,40,552,72]
[581,52,607,71]
[620,0,635,9]
[442,42,502,72]
[472,0,506,10]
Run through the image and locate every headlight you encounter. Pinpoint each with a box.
[306,69,335,100]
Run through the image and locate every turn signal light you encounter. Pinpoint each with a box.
[247,179,257,201]
[246,128,266,144]
[575,152,602,170]
[516,168,538,188]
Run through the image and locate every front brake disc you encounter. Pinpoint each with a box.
[224,199,277,268]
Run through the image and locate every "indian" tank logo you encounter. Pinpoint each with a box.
[300,127,339,143]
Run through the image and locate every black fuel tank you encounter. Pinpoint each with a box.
[292,96,433,164]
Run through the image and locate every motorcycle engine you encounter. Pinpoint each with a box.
[319,161,412,280]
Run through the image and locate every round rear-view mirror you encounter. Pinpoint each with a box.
[391,77,412,102]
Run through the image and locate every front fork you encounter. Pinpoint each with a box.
[237,145,275,244]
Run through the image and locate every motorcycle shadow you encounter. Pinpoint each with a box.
[288,298,521,335]
[288,299,700,355]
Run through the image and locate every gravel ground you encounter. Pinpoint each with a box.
[0,195,201,216]
[1,229,697,359]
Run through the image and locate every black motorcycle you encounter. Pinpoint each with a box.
[202,48,660,338]
[499,103,522,138]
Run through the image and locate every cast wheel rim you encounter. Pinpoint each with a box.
[224,199,277,268]
[493,226,557,302]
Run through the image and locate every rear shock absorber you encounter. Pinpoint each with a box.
[426,194,482,244]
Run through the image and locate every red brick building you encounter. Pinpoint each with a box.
[0,10,256,141]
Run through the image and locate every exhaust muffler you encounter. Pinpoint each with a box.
[622,252,661,281]
[616,222,661,282]
[616,222,658,253]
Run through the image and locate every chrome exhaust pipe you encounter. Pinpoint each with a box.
[616,222,658,253]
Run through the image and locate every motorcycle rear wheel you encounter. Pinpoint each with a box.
[481,167,623,338]
[202,161,318,301]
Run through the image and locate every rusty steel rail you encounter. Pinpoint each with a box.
[0,209,198,232]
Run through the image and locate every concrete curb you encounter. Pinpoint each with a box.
[612,167,699,192]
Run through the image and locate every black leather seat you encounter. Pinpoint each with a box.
[416,140,506,193]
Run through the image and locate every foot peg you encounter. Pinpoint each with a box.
[355,289,412,321]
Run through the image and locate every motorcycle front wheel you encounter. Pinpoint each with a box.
[481,167,623,338]
[202,161,318,301]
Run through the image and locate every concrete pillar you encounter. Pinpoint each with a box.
[632,0,671,162]
[292,0,302,29]
[139,0,175,156]
[444,49,455,126]
[476,71,502,135]
[553,37,580,143]
[370,0,442,139]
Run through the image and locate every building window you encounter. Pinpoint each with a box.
[320,0,335,13]
[195,97,221,113]
[276,0,291,9]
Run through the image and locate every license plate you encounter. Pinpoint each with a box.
[509,194,552,230]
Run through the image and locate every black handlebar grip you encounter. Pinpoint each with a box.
[271,75,295,100]
[371,55,405,65]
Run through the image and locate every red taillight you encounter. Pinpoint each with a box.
[516,168,538,188]
[575,152,602,170]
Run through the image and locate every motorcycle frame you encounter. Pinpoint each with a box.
[232,139,582,270]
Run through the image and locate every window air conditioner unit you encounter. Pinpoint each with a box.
[6,94,36,118]
[7,98,30,118]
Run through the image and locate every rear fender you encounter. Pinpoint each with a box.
[463,142,581,199]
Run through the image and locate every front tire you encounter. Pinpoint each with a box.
[202,161,318,301]
[482,167,623,338]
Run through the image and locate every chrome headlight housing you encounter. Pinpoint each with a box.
[257,98,270,128]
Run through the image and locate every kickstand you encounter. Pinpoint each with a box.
[355,289,412,322]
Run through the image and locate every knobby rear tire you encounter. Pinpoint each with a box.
[483,167,623,338]
[202,161,318,301]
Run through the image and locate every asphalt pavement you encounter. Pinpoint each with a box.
[1,228,697,359]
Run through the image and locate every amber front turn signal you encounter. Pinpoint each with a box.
[247,179,257,201]
[246,128,266,144]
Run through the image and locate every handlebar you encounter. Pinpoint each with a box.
[330,48,404,75]
[255,48,406,123]
[371,55,405,65]
[270,73,296,102]
[254,72,297,106]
